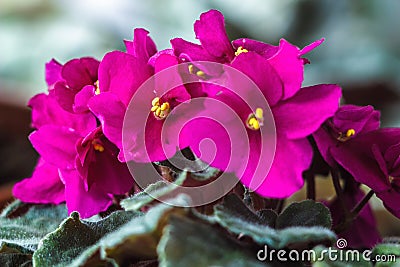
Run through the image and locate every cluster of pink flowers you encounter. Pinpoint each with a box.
[13,10,400,223]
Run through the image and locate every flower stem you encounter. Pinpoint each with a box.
[350,189,375,217]
[330,167,350,216]
[334,189,375,233]
[305,172,316,200]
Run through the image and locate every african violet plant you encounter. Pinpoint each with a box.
[1,10,400,267]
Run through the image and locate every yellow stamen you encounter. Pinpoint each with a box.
[389,176,394,184]
[151,97,171,120]
[188,64,195,74]
[235,46,249,56]
[155,108,161,117]
[94,80,100,95]
[92,141,104,152]
[196,70,206,79]
[151,97,160,107]
[255,108,263,120]
[160,102,170,111]
[346,129,356,137]
[337,129,356,142]
[246,108,264,131]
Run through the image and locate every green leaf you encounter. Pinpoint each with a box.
[0,201,68,252]
[0,242,32,267]
[277,227,336,248]
[312,245,372,267]
[213,195,336,249]
[33,210,139,267]
[276,200,332,229]
[121,171,187,211]
[216,194,277,225]
[158,215,266,267]
[155,148,220,181]
[256,209,278,228]
[102,194,191,265]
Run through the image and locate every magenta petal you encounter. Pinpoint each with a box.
[171,38,215,62]
[45,59,63,87]
[274,84,341,139]
[87,143,134,195]
[54,81,76,113]
[28,92,96,135]
[385,142,400,177]
[88,92,125,149]
[124,28,157,63]
[312,127,337,166]
[154,54,191,105]
[299,38,324,56]
[73,85,95,113]
[376,190,400,219]
[230,52,283,106]
[247,137,312,198]
[180,117,233,172]
[232,38,278,58]
[61,57,99,90]
[194,10,234,62]
[29,125,81,170]
[60,169,112,218]
[13,158,65,204]
[98,51,153,106]
[332,149,384,190]
[268,39,306,100]
[332,105,381,135]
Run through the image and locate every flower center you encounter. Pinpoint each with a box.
[337,128,356,142]
[94,80,100,95]
[188,64,206,79]
[235,46,249,56]
[151,97,170,120]
[246,108,264,130]
[91,140,104,152]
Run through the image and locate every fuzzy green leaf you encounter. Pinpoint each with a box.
[121,171,187,211]
[214,196,336,249]
[0,242,32,267]
[0,201,68,253]
[276,200,332,229]
[32,210,139,267]
[158,215,266,267]
[102,194,191,265]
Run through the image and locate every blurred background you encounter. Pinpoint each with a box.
[1,0,399,234]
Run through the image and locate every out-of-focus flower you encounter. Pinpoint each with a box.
[325,178,381,248]
[313,105,380,165]
[314,105,400,218]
